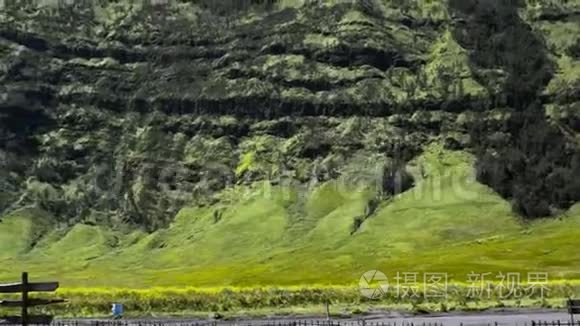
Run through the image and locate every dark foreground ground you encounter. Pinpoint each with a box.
[52,310,574,326]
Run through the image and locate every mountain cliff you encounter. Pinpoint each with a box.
[1,0,580,286]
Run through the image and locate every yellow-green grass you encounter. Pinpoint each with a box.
[2,144,580,315]
[18,283,580,317]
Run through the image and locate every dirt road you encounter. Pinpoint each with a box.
[57,310,574,326]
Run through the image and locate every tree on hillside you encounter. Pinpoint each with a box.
[452,0,580,219]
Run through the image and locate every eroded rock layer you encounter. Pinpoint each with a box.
[1,0,579,229]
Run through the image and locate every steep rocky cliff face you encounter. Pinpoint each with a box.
[1,0,579,231]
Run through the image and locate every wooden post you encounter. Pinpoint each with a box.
[572,299,576,326]
[21,272,28,326]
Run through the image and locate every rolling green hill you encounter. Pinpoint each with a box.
[2,144,580,289]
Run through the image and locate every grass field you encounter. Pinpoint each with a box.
[15,283,580,318]
[2,144,580,316]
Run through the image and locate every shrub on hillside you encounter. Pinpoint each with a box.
[475,109,580,218]
[380,162,415,198]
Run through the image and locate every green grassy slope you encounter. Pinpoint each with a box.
[3,144,580,288]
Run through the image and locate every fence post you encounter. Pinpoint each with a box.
[21,272,28,326]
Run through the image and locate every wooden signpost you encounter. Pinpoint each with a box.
[568,299,580,324]
[0,272,65,325]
